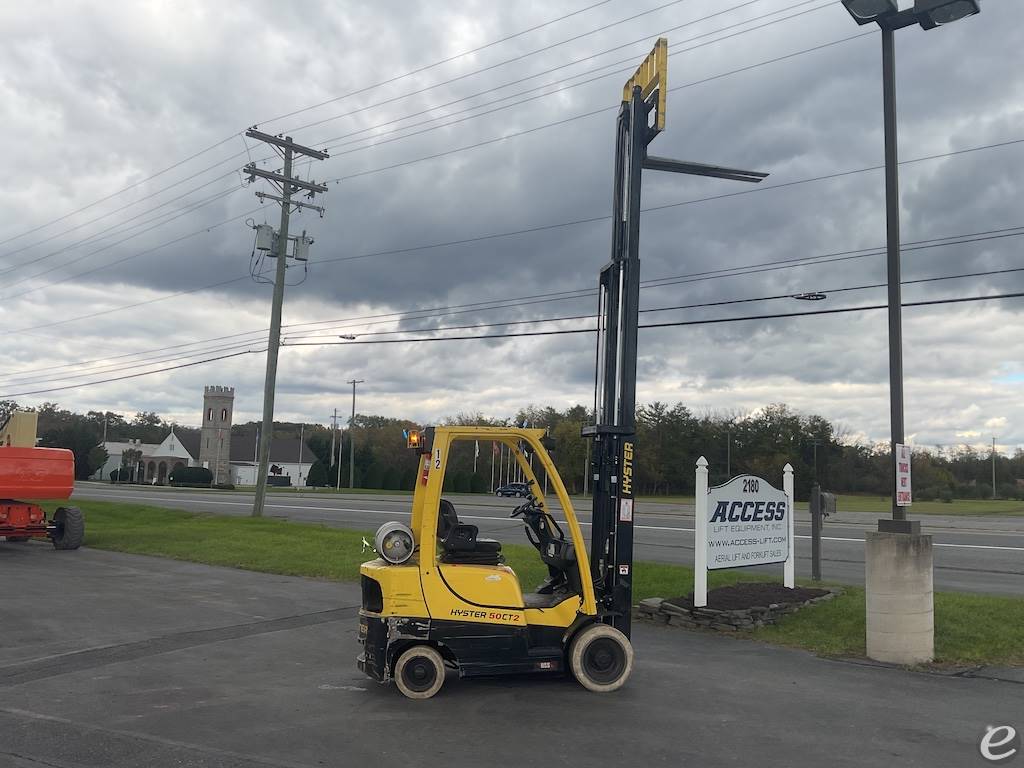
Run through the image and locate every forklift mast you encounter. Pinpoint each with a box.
[583,39,767,637]
[582,83,656,639]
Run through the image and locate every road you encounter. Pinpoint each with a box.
[71,483,1024,596]
[1,547,1019,768]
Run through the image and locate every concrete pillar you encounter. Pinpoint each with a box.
[865,531,934,664]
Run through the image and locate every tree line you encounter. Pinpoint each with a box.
[3,398,1021,499]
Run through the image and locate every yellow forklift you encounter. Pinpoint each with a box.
[358,425,631,698]
[356,38,765,698]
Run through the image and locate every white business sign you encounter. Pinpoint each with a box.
[705,476,790,570]
[694,458,795,607]
[895,443,912,506]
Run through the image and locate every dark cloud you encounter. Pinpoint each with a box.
[0,0,1021,450]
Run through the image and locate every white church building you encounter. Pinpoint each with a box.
[92,386,319,486]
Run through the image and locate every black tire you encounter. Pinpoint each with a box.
[393,645,445,700]
[51,506,84,550]
[569,623,634,693]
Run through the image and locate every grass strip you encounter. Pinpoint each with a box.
[74,500,1023,667]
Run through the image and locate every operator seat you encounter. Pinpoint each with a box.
[437,498,503,565]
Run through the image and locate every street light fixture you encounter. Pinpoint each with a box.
[842,0,898,23]
[841,0,981,533]
[915,0,980,28]
[842,0,979,29]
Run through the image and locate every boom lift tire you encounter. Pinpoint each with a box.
[393,645,446,700]
[569,623,634,693]
[51,506,84,550]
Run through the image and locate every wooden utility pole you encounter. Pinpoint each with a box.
[347,379,364,489]
[244,129,328,517]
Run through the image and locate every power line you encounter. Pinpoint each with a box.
[5,257,1022,391]
[5,123,1020,341]
[0,186,244,296]
[282,0,695,135]
[0,173,243,279]
[0,196,263,302]
[1,0,694,269]
[312,20,864,164]
[7,218,1020,382]
[295,0,822,148]
[0,135,242,252]
[280,265,1024,342]
[0,163,250,267]
[289,290,1024,345]
[0,0,617,256]
[5,289,1021,398]
[0,1,807,290]
[2,132,1015,346]
[0,349,262,398]
[260,0,618,128]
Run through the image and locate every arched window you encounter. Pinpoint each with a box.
[207,407,213,422]
[221,408,228,421]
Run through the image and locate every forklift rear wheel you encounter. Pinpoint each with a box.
[394,645,445,700]
[51,506,84,550]
[569,623,634,693]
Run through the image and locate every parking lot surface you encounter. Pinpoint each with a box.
[1,544,1019,767]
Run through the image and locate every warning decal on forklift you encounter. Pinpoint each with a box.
[619,498,633,522]
[619,565,629,575]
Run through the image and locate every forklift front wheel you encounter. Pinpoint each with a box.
[569,623,634,693]
[393,645,446,700]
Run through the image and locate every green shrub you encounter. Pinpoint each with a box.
[169,466,212,486]
[470,472,487,494]
[998,482,1023,500]
[363,464,384,489]
[306,461,328,487]
[939,488,954,503]
[382,466,402,491]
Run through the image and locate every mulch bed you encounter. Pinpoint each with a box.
[667,582,830,612]
[637,582,839,632]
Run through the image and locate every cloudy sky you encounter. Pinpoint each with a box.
[0,0,1021,453]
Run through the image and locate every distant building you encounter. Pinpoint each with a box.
[92,429,200,483]
[199,385,234,485]
[91,384,318,487]
[229,431,318,487]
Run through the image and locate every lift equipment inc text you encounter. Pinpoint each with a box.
[705,476,790,570]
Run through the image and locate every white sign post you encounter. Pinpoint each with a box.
[895,443,912,506]
[693,457,795,607]
[694,457,709,607]
[783,462,794,589]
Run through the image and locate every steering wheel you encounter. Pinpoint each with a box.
[510,497,540,518]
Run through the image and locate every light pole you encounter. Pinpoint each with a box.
[841,0,980,533]
[347,379,364,489]
[991,436,997,499]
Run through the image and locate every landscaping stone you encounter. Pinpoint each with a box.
[633,583,843,634]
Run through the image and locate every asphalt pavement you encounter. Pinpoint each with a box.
[1,546,1020,768]
[71,483,1024,596]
